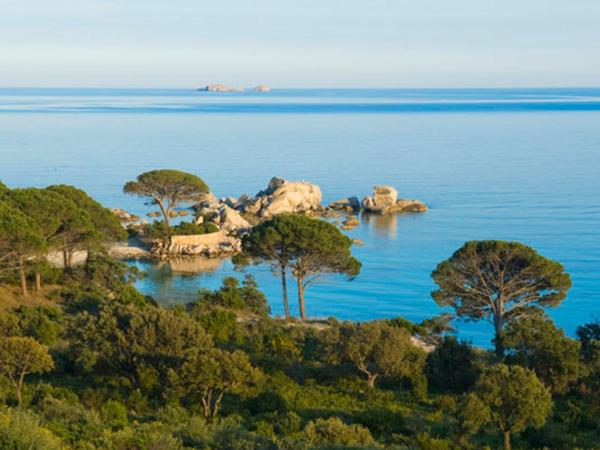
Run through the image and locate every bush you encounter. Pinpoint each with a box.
[138,220,219,239]
[100,399,128,429]
[425,337,480,394]
[107,422,185,450]
[192,275,270,316]
[0,407,64,450]
[301,417,381,449]
[213,425,278,450]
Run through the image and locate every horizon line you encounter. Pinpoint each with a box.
[1,85,600,91]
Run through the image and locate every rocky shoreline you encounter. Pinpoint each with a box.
[110,177,428,260]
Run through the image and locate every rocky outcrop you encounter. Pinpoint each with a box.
[192,177,322,235]
[208,205,250,234]
[110,208,141,224]
[362,186,428,214]
[193,193,250,235]
[242,177,323,218]
[329,197,360,212]
[152,231,241,257]
[199,84,244,93]
[393,199,428,213]
[361,185,397,213]
[254,85,270,92]
[341,215,360,230]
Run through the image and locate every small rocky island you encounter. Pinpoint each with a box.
[198,84,271,93]
[110,177,427,260]
[198,84,244,93]
[253,84,270,92]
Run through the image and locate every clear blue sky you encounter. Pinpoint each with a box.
[1,0,599,88]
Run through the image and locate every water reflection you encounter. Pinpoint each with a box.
[135,256,228,305]
[361,213,398,239]
[161,257,225,275]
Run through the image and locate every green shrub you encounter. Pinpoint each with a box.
[138,220,219,239]
[101,400,128,429]
[192,275,270,317]
[213,425,278,450]
[425,337,480,394]
[0,407,64,450]
[301,417,381,449]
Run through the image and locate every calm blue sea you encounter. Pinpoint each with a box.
[1,88,599,346]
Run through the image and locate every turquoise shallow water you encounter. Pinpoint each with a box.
[1,88,599,346]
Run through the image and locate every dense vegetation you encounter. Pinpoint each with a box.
[0,179,599,449]
[134,221,220,240]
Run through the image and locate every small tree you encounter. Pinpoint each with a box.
[0,201,45,297]
[244,215,360,320]
[241,216,302,319]
[425,336,480,394]
[462,364,552,450]
[71,303,211,392]
[0,180,8,197]
[0,336,54,405]
[47,184,127,242]
[503,315,581,394]
[576,319,600,366]
[8,188,96,270]
[337,321,425,388]
[123,170,209,228]
[431,240,571,357]
[192,275,270,317]
[175,347,260,418]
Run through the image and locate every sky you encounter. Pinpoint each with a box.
[1,0,599,88]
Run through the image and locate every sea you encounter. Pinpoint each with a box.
[1,87,599,347]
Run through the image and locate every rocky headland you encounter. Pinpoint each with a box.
[110,178,427,260]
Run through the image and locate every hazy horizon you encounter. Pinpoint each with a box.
[2,0,599,88]
[2,86,600,91]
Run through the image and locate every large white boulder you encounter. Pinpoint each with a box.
[362,185,397,213]
[257,177,323,218]
[362,185,427,214]
[216,205,250,233]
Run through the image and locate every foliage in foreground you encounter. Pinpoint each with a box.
[0,180,598,449]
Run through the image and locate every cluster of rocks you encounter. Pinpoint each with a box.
[110,178,427,260]
[151,232,241,258]
[195,177,323,227]
[194,194,251,235]
[329,185,428,215]
[109,208,143,224]
[198,84,270,93]
[200,84,244,93]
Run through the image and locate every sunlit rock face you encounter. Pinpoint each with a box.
[362,186,427,214]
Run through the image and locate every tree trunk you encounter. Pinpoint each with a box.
[201,389,213,418]
[18,256,28,297]
[35,272,42,292]
[280,265,290,319]
[16,373,25,407]
[503,431,511,450]
[494,314,505,358]
[213,392,224,417]
[367,373,379,389]
[156,199,171,229]
[297,275,306,320]
[15,386,22,407]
